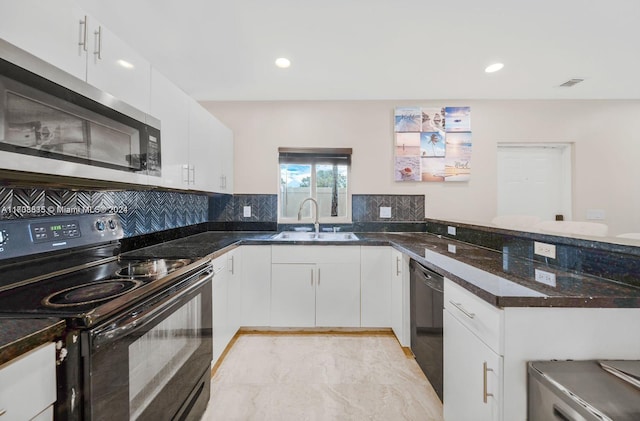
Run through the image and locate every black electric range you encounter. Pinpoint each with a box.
[0,214,213,420]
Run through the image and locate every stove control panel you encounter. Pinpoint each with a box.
[0,214,124,261]
[31,220,81,243]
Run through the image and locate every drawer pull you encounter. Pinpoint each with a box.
[449,300,475,319]
[483,361,494,403]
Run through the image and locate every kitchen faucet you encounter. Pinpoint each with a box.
[297,197,319,238]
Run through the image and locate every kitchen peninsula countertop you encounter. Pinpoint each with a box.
[128,230,640,309]
[0,318,65,366]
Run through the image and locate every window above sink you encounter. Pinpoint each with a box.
[278,147,352,224]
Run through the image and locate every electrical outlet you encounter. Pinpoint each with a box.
[243,206,252,217]
[586,209,606,220]
[379,207,392,218]
[535,268,557,287]
[534,241,556,259]
[447,226,457,236]
[447,244,457,254]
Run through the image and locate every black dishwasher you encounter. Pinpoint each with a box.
[410,259,444,401]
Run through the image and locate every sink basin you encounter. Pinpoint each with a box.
[271,231,359,241]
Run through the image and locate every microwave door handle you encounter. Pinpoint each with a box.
[91,270,213,348]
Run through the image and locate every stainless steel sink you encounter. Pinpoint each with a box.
[271,231,359,241]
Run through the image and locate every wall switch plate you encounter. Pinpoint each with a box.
[243,206,251,217]
[534,241,556,259]
[535,268,557,287]
[447,226,456,236]
[447,244,457,254]
[379,207,392,218]
[586,209,606,220]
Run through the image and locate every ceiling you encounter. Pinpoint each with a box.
[80,0,640,101]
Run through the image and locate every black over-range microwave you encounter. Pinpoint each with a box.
[0,39,160,177]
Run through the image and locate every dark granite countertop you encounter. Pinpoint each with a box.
[0,318,65,366]
[127,230,640,309]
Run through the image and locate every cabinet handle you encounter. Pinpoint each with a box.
[78,15,88,51]
[229,255,234,274]
[317,268,320,285]
[94,26,102,60]
[310,269,314,286]
[0,408,6,416]
[449,300,475,319]
[483,361,494,403]
[182,164,190,183]
[396,256,401,276]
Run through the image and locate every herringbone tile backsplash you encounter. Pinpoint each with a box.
[352,194,425,222]
[0,187,208,237]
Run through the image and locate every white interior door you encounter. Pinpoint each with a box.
[497,144,572,221]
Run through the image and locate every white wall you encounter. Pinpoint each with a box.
[202,100,640,236]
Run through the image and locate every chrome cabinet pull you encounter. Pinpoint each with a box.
[0,408,7,416]
[396,256,401,276]
[94,26,102,60]
[78,15,88,51]
[310,268,314,286]
[189,165,196,184]
[317,268,320,285]
[182,164,190,183]
[483,361,494,403]
[229,255,234,274]
[449,300,475,319]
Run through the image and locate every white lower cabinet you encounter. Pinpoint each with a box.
[211,248,241,365]
[270,246,361,327]
[0,342,56,421]
[390,248,410,347]
[443,277,640,421]
[444,310,502,421]
[360,246,392,327]
[240,245,272,326]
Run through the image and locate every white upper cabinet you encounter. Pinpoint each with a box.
[84,15,151,114]
[0,1,151,114]
[150,68,189,189]
[186,100,234,193]
[0,0,87,81]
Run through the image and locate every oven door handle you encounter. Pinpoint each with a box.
[91,268,213,349]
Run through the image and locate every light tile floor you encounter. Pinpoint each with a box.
[201,333,443,421]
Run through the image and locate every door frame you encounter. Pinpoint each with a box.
[496,142,573,221]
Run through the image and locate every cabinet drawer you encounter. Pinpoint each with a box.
[0,342,56,421]
[272,245,360,263]
[444,278,503,353]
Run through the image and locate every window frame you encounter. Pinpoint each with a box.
[277,147,352,224]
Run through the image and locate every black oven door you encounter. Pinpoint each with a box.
[82,266,213,421]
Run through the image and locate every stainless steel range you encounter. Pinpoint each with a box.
[0,214,213,420]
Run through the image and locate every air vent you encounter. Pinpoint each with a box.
[559,78,584,87]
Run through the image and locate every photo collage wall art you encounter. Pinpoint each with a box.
[394,106,472,182]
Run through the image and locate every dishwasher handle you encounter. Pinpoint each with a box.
[411,260,444,293]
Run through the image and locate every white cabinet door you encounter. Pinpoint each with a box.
[188,100,219,192]
[211,255,229,364]
[0,1,87,81]
[360,246,392,327]
[316,262,361,327]
[444,310,502,421]
[150,68,190,189]
[84,16,151,114]
[0,342,56,421]
[391,248,410,346]
[217,127,234,194]
[240,246,271,326]
[226,248,241,337]
[271,264,316,327]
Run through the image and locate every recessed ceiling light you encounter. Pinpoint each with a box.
[485,63,504,73]
[117,59,134,69]
[275,58,291,68]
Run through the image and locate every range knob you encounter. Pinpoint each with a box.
[108,219,117,230]
[95,220,106,231]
